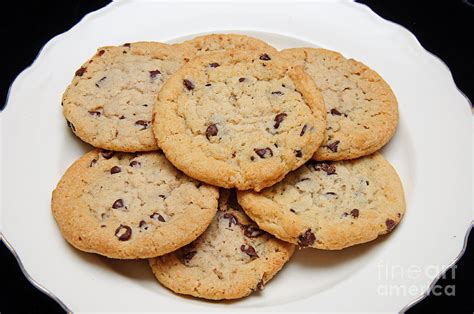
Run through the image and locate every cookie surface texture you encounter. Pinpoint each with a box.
[149,190,295,300]
[153,49,327,191]
[52,149,219,259]
[63,42,192,152]
[238,153,405,250]
[177,33,276,55]
[280,48,399,160]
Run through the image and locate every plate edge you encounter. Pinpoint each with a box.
[0,232,72,313]
[0,0,471,311]
[0,1,121,114]
[350,1,472,111]
[399,223,473,313]
[347,1,473,309]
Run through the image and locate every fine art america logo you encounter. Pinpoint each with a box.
[376,262,456,297]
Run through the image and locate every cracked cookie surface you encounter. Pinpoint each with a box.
[52,149,219,259]
[149,190,295,300]
[153,49,327,191]
[62,42,192,152]
[280,48,399,161]
[238,153,405,250]
[177,33,276,55]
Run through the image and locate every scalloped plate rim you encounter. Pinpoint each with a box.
[0,0,472,312]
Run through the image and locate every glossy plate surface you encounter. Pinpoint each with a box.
[0,0,471,312]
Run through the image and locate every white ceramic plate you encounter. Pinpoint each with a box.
[1,0,472,312]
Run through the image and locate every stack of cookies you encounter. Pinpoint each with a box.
[52,34,405,300]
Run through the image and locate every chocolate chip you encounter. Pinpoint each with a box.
[66,120,76,132]
[61,102,63,106]
[239,77,246,82]
[314,162,337,175]
[290,209,296,213]
[250,156,255,161]
[158,194,166,199]
[183,79,194,90]
[110,166,121,174]
[129,160,141,167]
[88,110,101,117]
[182,250,197,261]
[139,220,148,230]
[256,280,264,291]
[272,91,284,95]
[205,83,212,86]
[205,124,218,139]
[222,213,238,227]
[397,213,401,218]
[101,150,115,159]
[97,50,105,56]
[386,219,396,232]
[274,113,287,129]
[95,76,107,87]
[112,199,124,209]
[327,141,340,152]
[254,147,273,159]
[300,178,310,181]
[149,70,161,78]
[240,244,258,258]
[75,67,87,77]
[89,158,97,167]
[300,124,308,136]
[366,180,370,186]
[298,229,316,248]
[350,209,359,218]
[330,108,342,116]
[208,62,220,68]
[150,212,165,222]
[115,225,132,241]
[123,43,131,47]
[259,53,271,61]
[325,192,337,196]
[243,224,264,238]
[295,150,303,158]
[119,115,125,120]
[135,120,150,130]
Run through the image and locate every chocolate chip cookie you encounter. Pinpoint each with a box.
[178,33,276,55]
[149,190,295,300]
[62,42,192,152]
[238,153,405,250]
[280,48,399,161]
[52,149,219,259]
[153,49,327,191]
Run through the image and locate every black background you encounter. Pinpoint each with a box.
[0,1,472,313]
